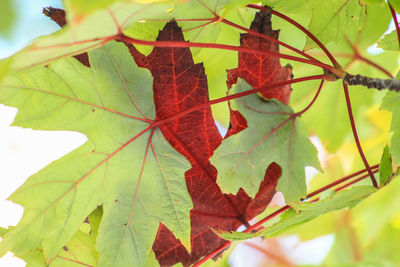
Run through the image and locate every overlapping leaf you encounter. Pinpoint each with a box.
[227,9,292,105]
[212,10,317,203]
[124,20,282,266]
[0,41,193,266]
[382,97,400,164]
[379,145,393,186]
[212,79,320,202]
[0,207,102,266]
[266,0,367,50]
[378,30,400,51]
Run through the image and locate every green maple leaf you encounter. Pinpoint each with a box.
[379,145,393,187]
[378,30,400,51]
[218,186,377,241]
[211,79,320,203]
[382,96,400,165]
[304,0,366,50]
[20,230,98,267]
[381,72,400,165]
[389,0,400,12]
[0,41,192,266]
[263,0,318,13]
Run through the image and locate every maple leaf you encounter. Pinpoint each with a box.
[227,9,292,105]
[212,79,320,202]
[213,9,318,202]
[304,0,366,50]
[123,20,281,266]
[0,41,193,266]
[379,30,400,51]
[382,87,400,165]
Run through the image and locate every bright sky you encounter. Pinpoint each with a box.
[0,0,62,59]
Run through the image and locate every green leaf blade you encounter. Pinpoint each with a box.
[0,41,192,265]
[382,72,400,165]
[211,79,320,203]
[304,0,366,50]
[378,30,400,51]
[217,186,376,242]
[379,145,393,187]
[260,186,377,238]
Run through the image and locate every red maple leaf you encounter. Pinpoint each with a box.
[124,20,281,266]
[227,10,292,105]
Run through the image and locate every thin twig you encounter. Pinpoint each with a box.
[342,82,378,187]
[344,36,393,78]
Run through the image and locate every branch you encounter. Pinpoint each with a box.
[344,74,400,91]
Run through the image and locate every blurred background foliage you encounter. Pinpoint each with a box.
[0,0,16,37]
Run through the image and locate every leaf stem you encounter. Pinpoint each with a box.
[295,80,324,116]
[306,164,379,199]
[344,36,393,78]
[388,2,400,50]
[152,75,327,128]
[342,82,378,188]
[335,171,377,191]
[182,18,218,32]
[247,4,341,70]
[118,34,336,72]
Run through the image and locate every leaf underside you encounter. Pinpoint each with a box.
[0,41,193,266]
